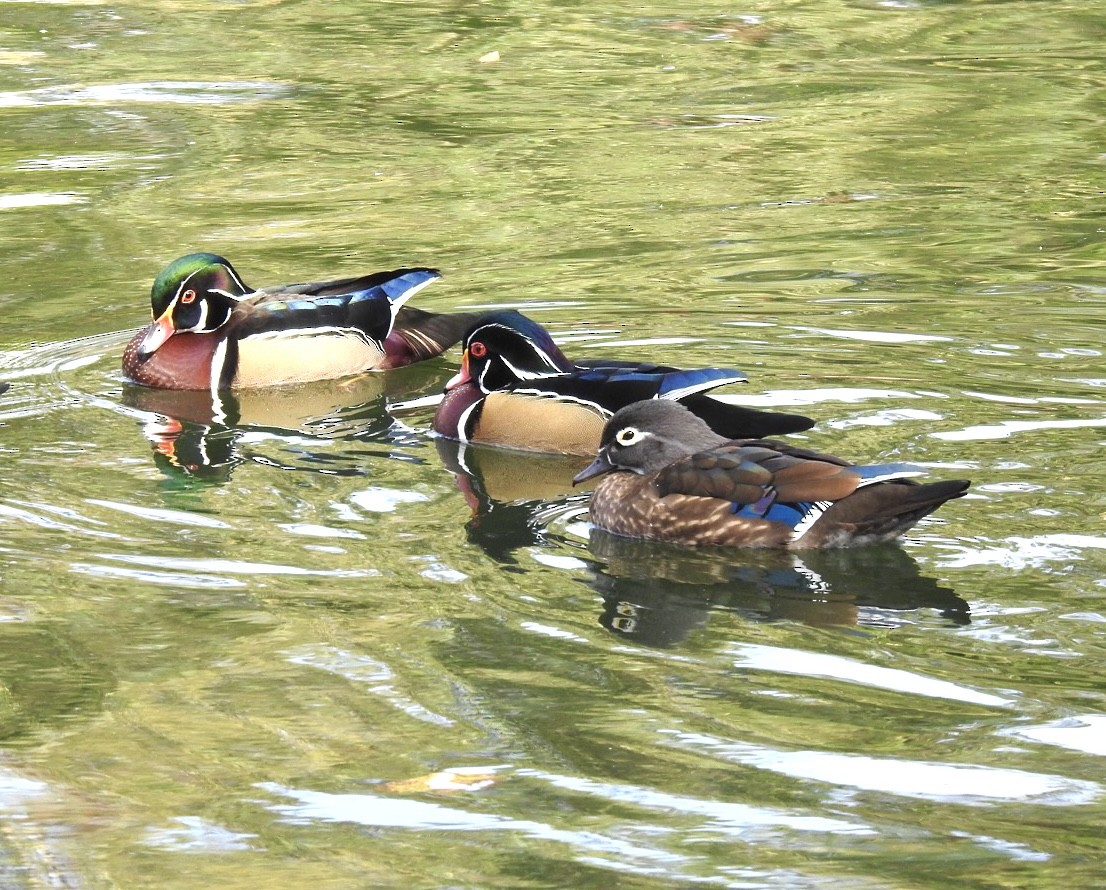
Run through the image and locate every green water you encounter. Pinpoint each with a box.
[2,1,1106,887]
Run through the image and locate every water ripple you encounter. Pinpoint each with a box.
[937,534,1106,570]
[84,499,231,529]
[96,553,378,577]
[933,417,1106,441]
[662,730,1101,806]
[729,643,1015,708]
[143,817,260,854]
[257,782,684,864]
[0,80,293,108]
[519,769,874,837]
[285,644,453,726]
[1002,715,1106,757]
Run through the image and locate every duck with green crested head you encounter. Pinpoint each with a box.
[122,253,483,391]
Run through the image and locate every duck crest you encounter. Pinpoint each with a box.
[462,310,575,392]
[150,252,249,318]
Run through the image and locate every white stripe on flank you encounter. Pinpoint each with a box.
[789,500,833,544]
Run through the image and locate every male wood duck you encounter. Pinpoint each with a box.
[572,400,970,549]
[122,253,483,390]
[432,310,816,456]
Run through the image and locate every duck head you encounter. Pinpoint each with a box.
[573,400,726,484]
[137,253,250,359]
[445,310,575,393]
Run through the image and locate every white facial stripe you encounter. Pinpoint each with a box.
[209,287,242,302]
[174,267,206,301]
[501,355,547,381]
[528,345,563,371]
[222,264,247,292]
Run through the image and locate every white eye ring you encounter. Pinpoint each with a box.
[615,426,645,446]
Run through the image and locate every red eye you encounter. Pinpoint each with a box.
[470,341,487,358]
[180,289,197,304]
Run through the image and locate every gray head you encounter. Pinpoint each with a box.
[572,400,728,484]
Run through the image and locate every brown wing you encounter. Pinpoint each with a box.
[727,438,855,468]
[656,444,862,505]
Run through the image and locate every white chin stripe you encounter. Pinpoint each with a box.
[192,299,209,332]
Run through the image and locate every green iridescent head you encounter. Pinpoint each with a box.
[150,253,248,318]
[139,253,250,359]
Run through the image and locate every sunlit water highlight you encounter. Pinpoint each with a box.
[0,1,1105,887]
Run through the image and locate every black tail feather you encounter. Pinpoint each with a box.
[679,393,816,439]
[394,307,488,362]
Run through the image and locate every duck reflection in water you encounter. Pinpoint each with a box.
[588,531,970,647]
[434,437,586,564]
[435,439,969,643]
[124,365,447,480]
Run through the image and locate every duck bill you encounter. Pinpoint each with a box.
[445,349,472,391]
[137,312,176,359]
[572,450,615,486]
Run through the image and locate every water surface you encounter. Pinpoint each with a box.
[2,1,1106,887]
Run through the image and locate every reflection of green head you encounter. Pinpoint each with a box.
[150,253,248,318]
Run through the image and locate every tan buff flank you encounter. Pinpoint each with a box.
[235,331,386,387]
[478,392,607,455]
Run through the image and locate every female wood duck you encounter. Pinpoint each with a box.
[432,310,816,456]
[572,400,970,549]
[122,253,483,390]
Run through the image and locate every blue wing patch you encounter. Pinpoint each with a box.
[732,500,813,528]
[657,368,746,399]
[361,268,440,304]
